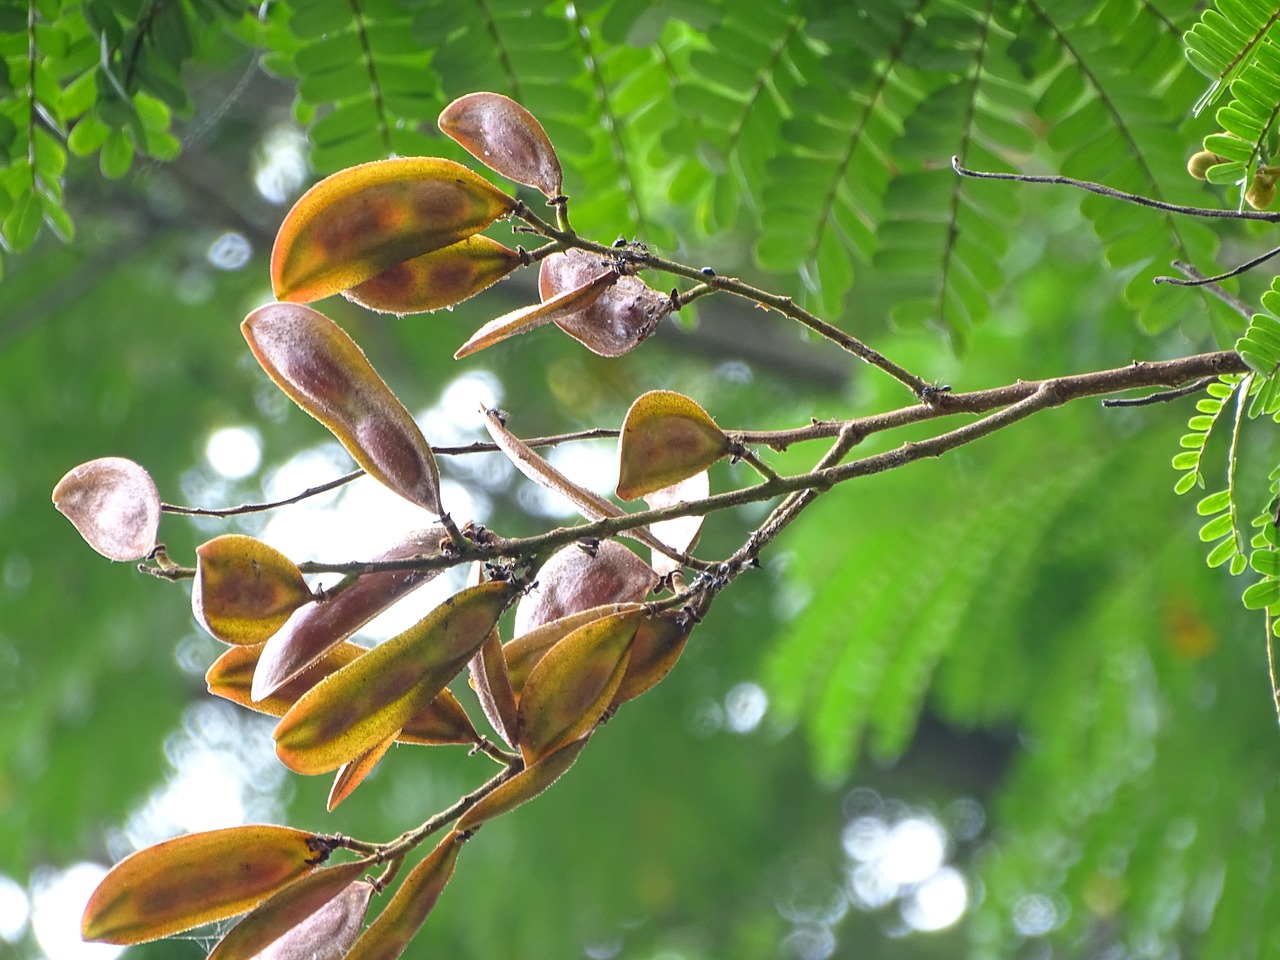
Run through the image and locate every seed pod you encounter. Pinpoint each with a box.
[1247,175,1278,210]
[615,390,729,501]
[439,91,564,198]
[345,831,464,960]
[328,734,397,810]
[611,611,692,706]
[644,471,709,577]
[81,825,327,945]
[271,157,516,303]
[453,267,617,358]
[505,603,641,696]
[51,457,160,561]
[243,303,442,515]
[539,249,671,356]
[516,609,641,763]
[207,642,479,747]
[516,539,657,635]
[252,526,447,700]
[465,563,519,747]
[456,737,588,831]
[273,581,517,774]
[206,861,370,960]
[192,535,313,645]
[344,235,524,315]
[1186,150,1226,180]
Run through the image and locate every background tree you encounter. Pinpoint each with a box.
[4,1,1280,958]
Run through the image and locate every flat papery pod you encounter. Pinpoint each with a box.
[271,156,516,303]
[515,540,658,636]
[453,268,616,358]
[273,580,517,774]
[516,609,640,764]
[456,737,588,832]
[248,880,373,960]
[644,472,709,577]
[439,92,563,198]
[193,535,313,645]
[81,825,327,945]
[616,390,728,501]
[344,235,523,315]
[481,407,673,559]
[51,456,160,561]
[505,602,641,697]
[208,643,478,747]
[206,861,370,960]
[252,526,447,700]
[539,249,671,357]
[465,560,519,747]
[611,611,693,707]
[243,303,442,515]
[328,734,397,810]
[345,831,464,960]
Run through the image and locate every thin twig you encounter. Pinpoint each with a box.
[952,158,1280,222]
[1155,245,1280,287]
[1101,378,1216,407]
[1168,261,1255,320]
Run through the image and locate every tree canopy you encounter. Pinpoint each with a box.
[5,1,1280,958]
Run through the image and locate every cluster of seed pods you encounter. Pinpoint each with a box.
[52,92,754,960]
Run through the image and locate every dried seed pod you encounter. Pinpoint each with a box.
[51,457,160,561]
[453,268,617,358]
[344,235,524,315]
[615,390,729,501]
[208,642,479,747]
[345,831,464,960]
[611,610,692,706]
[206,861,370,960]
[465,562,519,747]
[192,535,313,645]
[252,526,447,700]
[504,602,641,696]
[243,303,442,515]
[271,157,516,303]
[539,248,671,356]
[273,581,517,774]
[516,609,640,763]
[439,91,564,198]
[644,471,709,577]
[328,734,396,810]
[81,825,327,945]
[456,737,588,831]
[514,540,658,635]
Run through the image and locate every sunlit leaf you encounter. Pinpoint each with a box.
[456,738,588,831]
[516,609,640,763]
[81,826,328,945]
[345,831,464,960]
[344,235,524,315]
[271,157,516,303]
[252,526,447,699]
[207,861,370,960]
[439,91,564,198]
[273,581,517,774]
[51,457,160,561]
[616,391,728,501]
[243,303,442,514]
[192,535,313,645]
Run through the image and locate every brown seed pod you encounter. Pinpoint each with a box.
[344,235,524,315]
[514,539,658,636]
[538,249,671,356]
[51,457,161,561]
[439,91,564,199]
